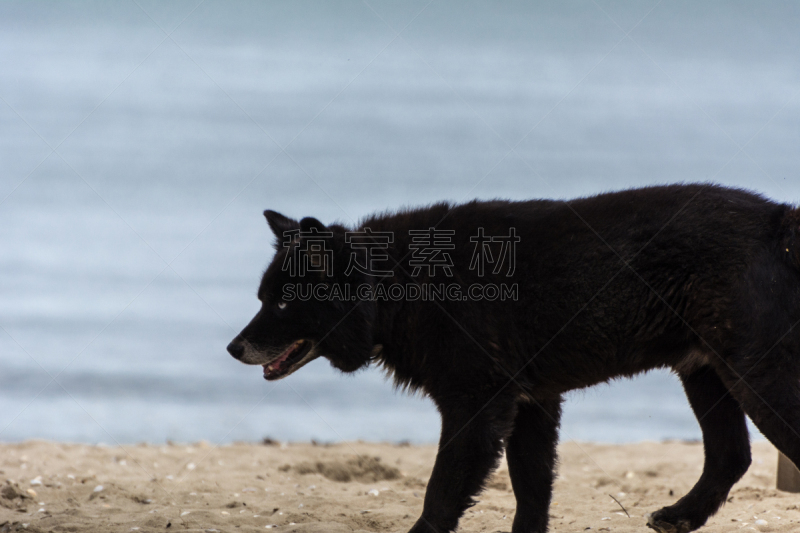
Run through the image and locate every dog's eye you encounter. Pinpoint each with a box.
[277,301,287,310]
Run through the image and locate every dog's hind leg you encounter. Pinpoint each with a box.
[505,397,562,533]
[647,366,751,533]
[717,360,800,484]
[407,394,518,533]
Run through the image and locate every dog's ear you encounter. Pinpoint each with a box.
[299,216,327,233]
[264,210,300,237]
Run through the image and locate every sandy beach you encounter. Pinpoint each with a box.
[1,439,798,532]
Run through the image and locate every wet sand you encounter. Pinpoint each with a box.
[0,439,797,532]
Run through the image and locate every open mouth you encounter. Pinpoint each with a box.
[262,340,313,381]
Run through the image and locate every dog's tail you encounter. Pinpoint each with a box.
[780,206,800,268]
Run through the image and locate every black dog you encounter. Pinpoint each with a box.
[228,183,800,533]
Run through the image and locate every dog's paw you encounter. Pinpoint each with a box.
[645,512,692,533]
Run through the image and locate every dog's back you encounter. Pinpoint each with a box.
[509,184,792,390]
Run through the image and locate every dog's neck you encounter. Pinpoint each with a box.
[354,205,455,389]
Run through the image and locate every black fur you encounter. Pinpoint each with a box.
[230,183,800,533]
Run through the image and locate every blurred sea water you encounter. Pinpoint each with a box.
[1,1,799,444]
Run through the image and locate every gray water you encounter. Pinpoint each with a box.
[1,1,799,445]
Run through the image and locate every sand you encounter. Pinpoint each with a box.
[0,439,797,532]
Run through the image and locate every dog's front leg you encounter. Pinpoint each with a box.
[506,398,562,533]
[408,394,517,533]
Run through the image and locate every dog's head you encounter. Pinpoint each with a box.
[227,210,377,380]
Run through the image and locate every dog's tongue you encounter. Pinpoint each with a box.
[262,342,299,378]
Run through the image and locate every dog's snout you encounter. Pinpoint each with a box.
[227,338,245,360]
